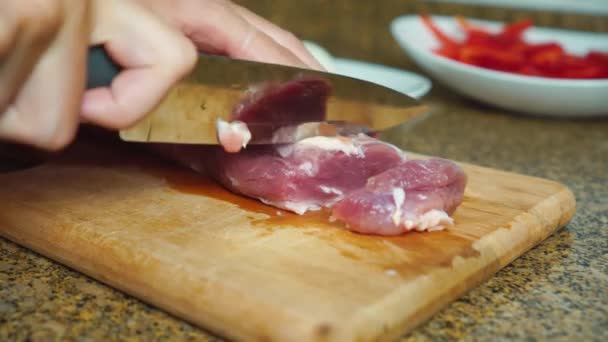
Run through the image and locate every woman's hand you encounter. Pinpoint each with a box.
[0,0,91,150]
[0,0,196,150]
[0,0,321,151]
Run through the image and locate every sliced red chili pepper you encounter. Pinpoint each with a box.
[459,46,524,71]
[455,15,491,38]
[455,16,471,31]
[561,55,593,69]
[559,66,605,79]
[530,49,563,67]
[525,43,564,58]
[435,45,461,59]
[418,15,608,79]
[586,51,608,64]
[421,14,459,48]
[499,18,533,39]
[517,65,543,76]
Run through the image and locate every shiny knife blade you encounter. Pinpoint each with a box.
[86,46,429,145]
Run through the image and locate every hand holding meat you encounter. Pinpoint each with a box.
[0,0,321,151]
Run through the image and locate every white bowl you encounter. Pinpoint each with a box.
[303,40,337,72]
[390,15,608,117]
[332,57,432,99]
[303,40,432,99]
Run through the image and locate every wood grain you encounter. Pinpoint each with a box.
[0,142,575,341]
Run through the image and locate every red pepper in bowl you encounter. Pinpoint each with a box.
[420,15,608,79]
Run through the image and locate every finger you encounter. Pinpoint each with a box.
[230,4,324,71]
[81,0,196,129]
[177,1,307,68]
[0,0,89,150]
[233,27,306,68]
[0,0,61,112]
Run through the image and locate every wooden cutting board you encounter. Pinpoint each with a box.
[0,141,575,341]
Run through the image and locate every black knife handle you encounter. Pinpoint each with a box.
[86,45,122,89]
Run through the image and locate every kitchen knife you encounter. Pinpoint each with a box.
[86,46,429,145]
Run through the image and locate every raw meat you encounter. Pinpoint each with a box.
[156,75,467,235]
[331,158,467,235]
[157,135,467,234]
[160,134,405,214]
[215,75,331,153]
[232,75,331,124]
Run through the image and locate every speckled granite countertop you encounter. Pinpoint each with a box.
[1,1,607,340]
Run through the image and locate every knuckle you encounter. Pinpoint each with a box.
[164,38,197,79]
[0,21,17,56]
[44,123,77,151]
[181,40,198,72]
[113,109,145,129]
[17,0,63,41]
[0,116,74,152]
[35,112,78,152]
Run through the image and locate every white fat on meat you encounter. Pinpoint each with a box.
[293,136,363,156]
[403,209,453,232]
[298,161,316,176]
[216,119,252,153]
[260,198,322,215]
[319,185,343,196]
[391,188,406,226]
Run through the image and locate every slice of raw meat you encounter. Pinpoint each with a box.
[331,158,467,235]
[232,75,331,124]
[215,75,332,153]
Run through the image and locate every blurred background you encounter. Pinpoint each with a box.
[234,0,607,71]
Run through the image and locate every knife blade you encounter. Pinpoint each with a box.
[86,46,429,145]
